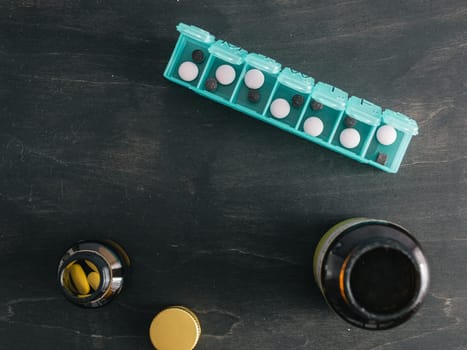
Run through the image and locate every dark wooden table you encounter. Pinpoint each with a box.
[1,1,466,349]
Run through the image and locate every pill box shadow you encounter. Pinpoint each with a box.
[159,82,385,179]
[159,78,223,118]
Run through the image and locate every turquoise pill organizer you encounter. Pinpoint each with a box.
[164,23,419,173]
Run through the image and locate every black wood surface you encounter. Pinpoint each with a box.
[0,1,466,349]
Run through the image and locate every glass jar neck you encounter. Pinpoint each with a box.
[341,239,427,324]
[320,221,429,330]
[58,240,128,308]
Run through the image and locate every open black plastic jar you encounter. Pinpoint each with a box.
[57,240,130,308]
[313,218,429,330]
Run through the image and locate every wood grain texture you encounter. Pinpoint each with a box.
[0,0,466,349]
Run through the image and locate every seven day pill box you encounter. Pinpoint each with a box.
[164,23,419,173]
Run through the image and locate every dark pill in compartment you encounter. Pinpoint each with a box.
[248,89,261,103]
[376,152,388,165]
[205,78,218,92]
[292,94,304,108]
[311,100,323,111]
[344,116,357,127]
[192,49,205,64]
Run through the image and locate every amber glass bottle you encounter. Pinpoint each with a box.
[313,218,429,330]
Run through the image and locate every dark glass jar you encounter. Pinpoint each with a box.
[57,240,130,308]
[313,218,429,330]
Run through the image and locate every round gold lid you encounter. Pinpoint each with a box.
[149,306,201,350]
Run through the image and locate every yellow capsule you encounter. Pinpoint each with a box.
[87,272,101,291]
[62,267,78,294]
[84,259,99,272]
[69,263,91,295]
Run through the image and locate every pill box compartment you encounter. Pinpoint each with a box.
[266,68,315,128]
[266,84,308,127]
[302,82,348,142]
[200,57,244,100]
[331,97,381,156]
[299,104,343,142]
[331,116,372,155]
[232,53,282,115]
[169,39,211,87]
[365,126,403,169]
[365,110,418,171]
[164,24,215,88]
[199,40,248,100]
[233,66,276,114]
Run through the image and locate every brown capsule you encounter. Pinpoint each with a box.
[191,49,205,64]
[204,78,218,92]
[344,116,357,128]
[376,152,388,165]
[292,94,304,108]
[311,100,323,111]
[248,89,261,103]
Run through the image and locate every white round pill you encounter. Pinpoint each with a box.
[376,125,397,146]
[178,61,199,82]
[270,98,290,119]
[215,64,236,85]
[303,117,324,137]
[244,69,265,89]
[340,128,361,149]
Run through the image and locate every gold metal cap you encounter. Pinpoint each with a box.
[149,306,201,350]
